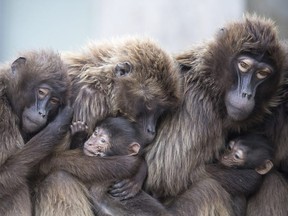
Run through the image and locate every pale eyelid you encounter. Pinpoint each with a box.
[238,59,252,72]
[235,150,244,159]
[256,68,271,79]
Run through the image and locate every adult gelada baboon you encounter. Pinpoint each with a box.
[0,50,72,216]
[144,14,286,215]
[34,37,181,216]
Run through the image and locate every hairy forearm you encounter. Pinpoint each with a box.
[42,149,141,182]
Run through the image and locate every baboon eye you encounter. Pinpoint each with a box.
[256,69,271,79]
[238,61,251,72]
[234,150,243,160]
[50,97,60,105]
[237,57,253,72]
[38,88,48,98]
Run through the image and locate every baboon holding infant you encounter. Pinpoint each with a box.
[144,14,286,215]
[33,37,181,216]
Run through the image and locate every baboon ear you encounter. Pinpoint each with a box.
[128,142,140,156]
[11,57,26,74]
[115,62,132,77]
[255,160,273,175]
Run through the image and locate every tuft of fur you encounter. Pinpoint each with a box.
[145,14,285,215]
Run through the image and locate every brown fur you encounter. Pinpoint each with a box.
[64,36,181,134]
[0,50,71,216]
[145,14,285,215]
[247,171,288,216]
[34,37,181,216]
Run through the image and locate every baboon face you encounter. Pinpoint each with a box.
[83,117,141,157]
[220,134,273,175]
[112,41,181,144]
[114,62,179,143]
[225,53,276,121]
[213,16,285,122]
[8,51,70,135]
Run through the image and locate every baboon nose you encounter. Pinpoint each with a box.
[38,111,46,118]
[147,128,155,135]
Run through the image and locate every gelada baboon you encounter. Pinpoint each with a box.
[207,133,274,216]
[143,14,286,215]
[34,37,181,216]
[0,50,72,216]
[66,36,181,142]
[67,117,169,216]
[246,60,288,216]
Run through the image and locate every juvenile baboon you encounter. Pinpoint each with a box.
[143,14,286,215]
[207,133,274,216]
[64,117,169,216]
[34,37,181,216]
[0,50,72,216]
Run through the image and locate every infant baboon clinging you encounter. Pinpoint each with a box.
[69,117,169,216]
[207,133,274,216]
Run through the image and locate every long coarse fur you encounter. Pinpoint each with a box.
[63,36,181,134]
[145,14,286,215]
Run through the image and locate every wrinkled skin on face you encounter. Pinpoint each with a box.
[83,127,111,157]
[220,140,246,167]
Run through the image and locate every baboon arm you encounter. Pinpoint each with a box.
[0,125,62,197]
[109,159,148,200]
[206,164,262,196]
[41,149,141,183]
[0,107,72,197]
